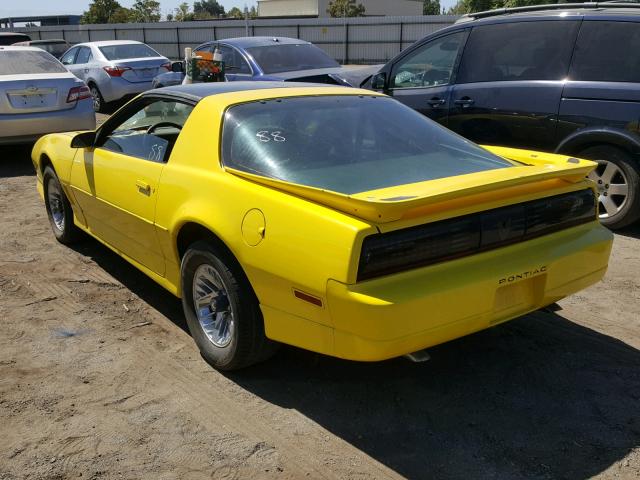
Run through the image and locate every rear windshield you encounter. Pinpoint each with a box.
[222,96,513,195]
[0,34,30,46]
[246,44,339,74]
[99,43,160,60]
[0,50,67,75]
[34,41,69,56]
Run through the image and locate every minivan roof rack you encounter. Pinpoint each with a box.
[459,2,640,21]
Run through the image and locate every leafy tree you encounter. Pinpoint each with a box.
[130,0,161,22]
[193,0,226,18]
[423,0,441,14]
[327,0,366,17]
[82,0,131,24]
[166,12,174,21]
[227,7,245,19]
[174,2,194,21]
[248,6,258,18]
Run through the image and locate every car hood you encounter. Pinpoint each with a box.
[225,146,598,223]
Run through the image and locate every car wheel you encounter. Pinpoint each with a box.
[43,166,82,244]
[580,145,640,229]
[89,84,105,113]
[180,241,278,370]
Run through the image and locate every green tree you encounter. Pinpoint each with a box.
[249,6,258,18]
[423,0,441,14]
[174,2,194,21]
[193,0,226,18]
[327,0,366,17]
[166,12,174,21]
[447,0,561,14]
[130,0,161,22]
[82,0,131,23]
[227,7,245,18]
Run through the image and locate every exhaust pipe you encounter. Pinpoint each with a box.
[404,349,431,363]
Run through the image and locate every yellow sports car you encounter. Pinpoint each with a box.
[33,82,613,370]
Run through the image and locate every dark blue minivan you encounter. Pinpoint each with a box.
[367,4,640,229]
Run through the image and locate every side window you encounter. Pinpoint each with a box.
[391,32,465,89]
[75,47,92,64]
[60,47,78,65]
[99,100,194,163]
[219,45,251,74]
[570,21,640,83]
[457,21,579,83]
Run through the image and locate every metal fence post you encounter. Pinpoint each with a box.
[142,26,146,43]
[176,27,181,59]
[399,22,404,53]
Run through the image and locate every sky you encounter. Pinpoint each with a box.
[0,0,458,19]
[0,0,257,19]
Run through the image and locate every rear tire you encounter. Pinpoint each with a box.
[89,84,105,113]
[180,241,278,371]
[43,166,82,245]
[579,145,640,229]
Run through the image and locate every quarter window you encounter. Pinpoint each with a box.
[570,21,640,83]
[99,100,194,163]
[75,47,92,64]
[457,21,579,83]
[391,32,465,89]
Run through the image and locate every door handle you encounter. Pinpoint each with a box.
[427,97,446,107]
[454,97,475,108]
[136,180,151,195]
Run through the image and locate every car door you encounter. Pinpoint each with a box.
[69,97,195,275]
[385,30,468,126]
[448,19,580,151]
[71,46,93,82]
[60,46,80,77]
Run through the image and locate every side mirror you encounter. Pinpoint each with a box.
[71,131,96,148]
[371,72,387,90]
[171,61,184,73]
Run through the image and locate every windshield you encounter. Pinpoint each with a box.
[246,44,339,74]
[222,96,513,195]
[0,50,67,75]
[99,43,160,60]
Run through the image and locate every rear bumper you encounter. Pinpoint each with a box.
[264,221,613,361]
[0,101,95,146]
[98,77,152,103]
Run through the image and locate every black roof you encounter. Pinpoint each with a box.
[145,81,340,102]
[458,2,640,22]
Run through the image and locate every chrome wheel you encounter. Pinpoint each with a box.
[192,264,235,348]
[90,86,101,112]
[47,179,65,232]
[588,160,630,220]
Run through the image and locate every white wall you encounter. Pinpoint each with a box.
[258,0,424,17]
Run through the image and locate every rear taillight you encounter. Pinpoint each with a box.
[357,189,596,281]
[66,86,91,103]
[161,61,171,71]
[103,66,131,77]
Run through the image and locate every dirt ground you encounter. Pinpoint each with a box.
[0,141,639,480]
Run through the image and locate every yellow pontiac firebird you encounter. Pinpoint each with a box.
[32,82,613,370]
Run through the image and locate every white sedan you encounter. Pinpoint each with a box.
[0,46,95,146]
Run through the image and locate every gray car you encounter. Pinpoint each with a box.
[60,40,170,112]
[0,46,95,146]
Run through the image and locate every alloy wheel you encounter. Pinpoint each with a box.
[192,264,235,348]
[588,160,630,220]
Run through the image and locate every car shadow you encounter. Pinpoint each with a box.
[617,222,640,240]
[70,237,639,480]
[0,146,36,178]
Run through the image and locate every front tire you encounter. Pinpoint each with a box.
[43,166,82,244]
[580,145,640,229]
[180,241,278,371]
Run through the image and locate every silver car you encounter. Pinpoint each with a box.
[60,40,170,112]
[0,46,95,146]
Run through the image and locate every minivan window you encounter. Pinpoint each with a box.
[570,21,640,83]
[457,21,579,83]
[391,32,465,89]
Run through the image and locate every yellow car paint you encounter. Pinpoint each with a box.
[32,86,613,362]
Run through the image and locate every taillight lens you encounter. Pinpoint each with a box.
[161,61,171,71]
[66,85,92,103]
[357,189,596,281]
[103,65,131,77]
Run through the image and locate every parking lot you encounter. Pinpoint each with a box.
[0,137,638,478]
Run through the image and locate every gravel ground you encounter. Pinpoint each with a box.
[0,139,639,480]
